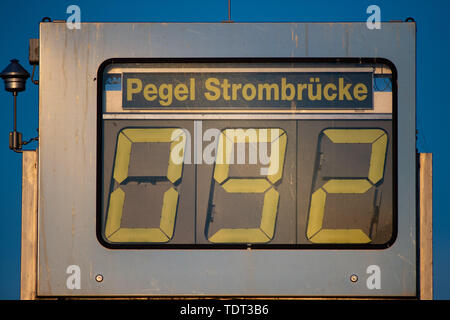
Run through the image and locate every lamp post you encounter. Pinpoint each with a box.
[0,59,30,152]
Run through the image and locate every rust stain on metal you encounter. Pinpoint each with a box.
[304,24,309,56]
[39,199,53,294]
[397,254,414,267]
[344,28,350,56]
[72,205,76,238]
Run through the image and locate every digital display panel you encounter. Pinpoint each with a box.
[98,59,396,249]
[36,22,416,298]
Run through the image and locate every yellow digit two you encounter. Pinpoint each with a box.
[104,128,187,243]
[306,129,388,244]
[208,128,287,243]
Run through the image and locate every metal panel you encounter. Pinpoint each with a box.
[38,22,415,296]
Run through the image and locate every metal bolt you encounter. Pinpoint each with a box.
[95,274,103,282]
[350,274,358,283]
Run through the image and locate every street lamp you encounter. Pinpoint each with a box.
[0,59,30,152]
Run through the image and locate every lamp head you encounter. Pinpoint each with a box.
[0,59,30,93]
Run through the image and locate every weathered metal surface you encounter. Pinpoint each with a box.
[21,150,38,300]
[38,22,416,296]
[420,153,433,300]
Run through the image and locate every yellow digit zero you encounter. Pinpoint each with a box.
[104,128,186,243]
[306,128,388,244]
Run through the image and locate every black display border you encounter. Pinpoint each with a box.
[96,57,398,250]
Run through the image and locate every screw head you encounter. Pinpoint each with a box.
[350,274,358,283]
[95,274,103,282]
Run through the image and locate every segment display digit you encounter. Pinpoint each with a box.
[104,128,187,243]
[206,128,287,243]
[306,128,388,243]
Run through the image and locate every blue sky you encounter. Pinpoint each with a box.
[0,0,449,299]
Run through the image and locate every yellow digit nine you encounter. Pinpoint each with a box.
[208,128,287,243]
